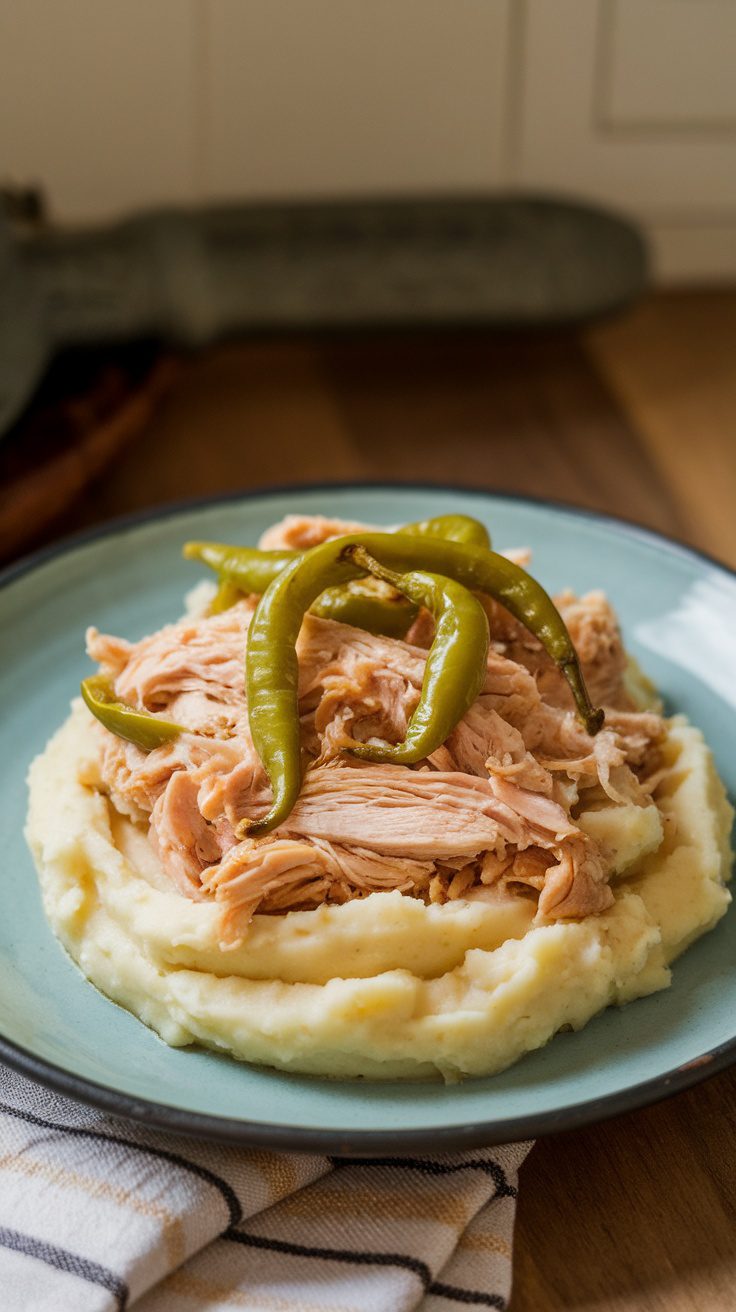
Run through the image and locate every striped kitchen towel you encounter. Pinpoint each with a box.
[0,1066,531,1312]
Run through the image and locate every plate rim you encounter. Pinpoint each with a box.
[3,480,735,1153]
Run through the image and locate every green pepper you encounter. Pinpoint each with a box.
[401,514,491,548]
[314,578,416,637]
[242,532,604,837]
[183,542,295,595]
[184,540,418,634]
[343,546,490,765]
[315,515,492,634]
[183,513,491,637]
[80,675,183,751]
[210,578,245,614]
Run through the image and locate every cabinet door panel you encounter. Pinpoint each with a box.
[603,0,736,129]
[517,0,736,209]
[515,0,736,278]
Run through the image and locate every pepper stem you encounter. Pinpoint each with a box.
[562,660,605,736]
[341,544,403,590]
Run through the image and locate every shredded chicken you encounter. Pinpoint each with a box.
[85,513,666,945]
[258,514,379,552]
[486,587,636,713]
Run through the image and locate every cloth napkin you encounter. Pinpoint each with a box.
[0,1066,530,1312]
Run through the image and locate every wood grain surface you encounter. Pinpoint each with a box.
[7,289,736,1311]
[0,349,179,561]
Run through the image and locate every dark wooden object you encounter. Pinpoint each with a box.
[0,345,178,561]
[0,196,647,431]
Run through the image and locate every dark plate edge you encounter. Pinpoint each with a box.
[4,478,736,594]
[0,1029,734,1156]
[2,479,735,1153]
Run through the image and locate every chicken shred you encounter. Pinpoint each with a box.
[85,513,666,944]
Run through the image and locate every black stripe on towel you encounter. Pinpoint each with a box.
[331,1155,518,1199]
[223,1229,506,1307]
[430,1279,507,1309]
[0,1225,128,1310]
[0,1099,242,1227]
[224,1229,432,1283]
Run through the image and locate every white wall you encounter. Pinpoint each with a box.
[1,0,735,281]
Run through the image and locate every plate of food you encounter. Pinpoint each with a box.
[3,484,735,1151]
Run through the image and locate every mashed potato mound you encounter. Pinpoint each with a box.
[26,704,733,1081]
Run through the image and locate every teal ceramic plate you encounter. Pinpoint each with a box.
[1,485,734,1152]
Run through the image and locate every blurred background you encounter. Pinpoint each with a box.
[3,0,736,275]
[1,0,734,567]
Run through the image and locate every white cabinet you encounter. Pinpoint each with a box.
[0,0,734,279]
[0,0,197,222]
[203,0,512,198]
[603,0,736,127]
[515,0,736,278]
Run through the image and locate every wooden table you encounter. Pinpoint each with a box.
[11,289,736,1311]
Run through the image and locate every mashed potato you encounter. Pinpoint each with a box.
[26,703,732,1081]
